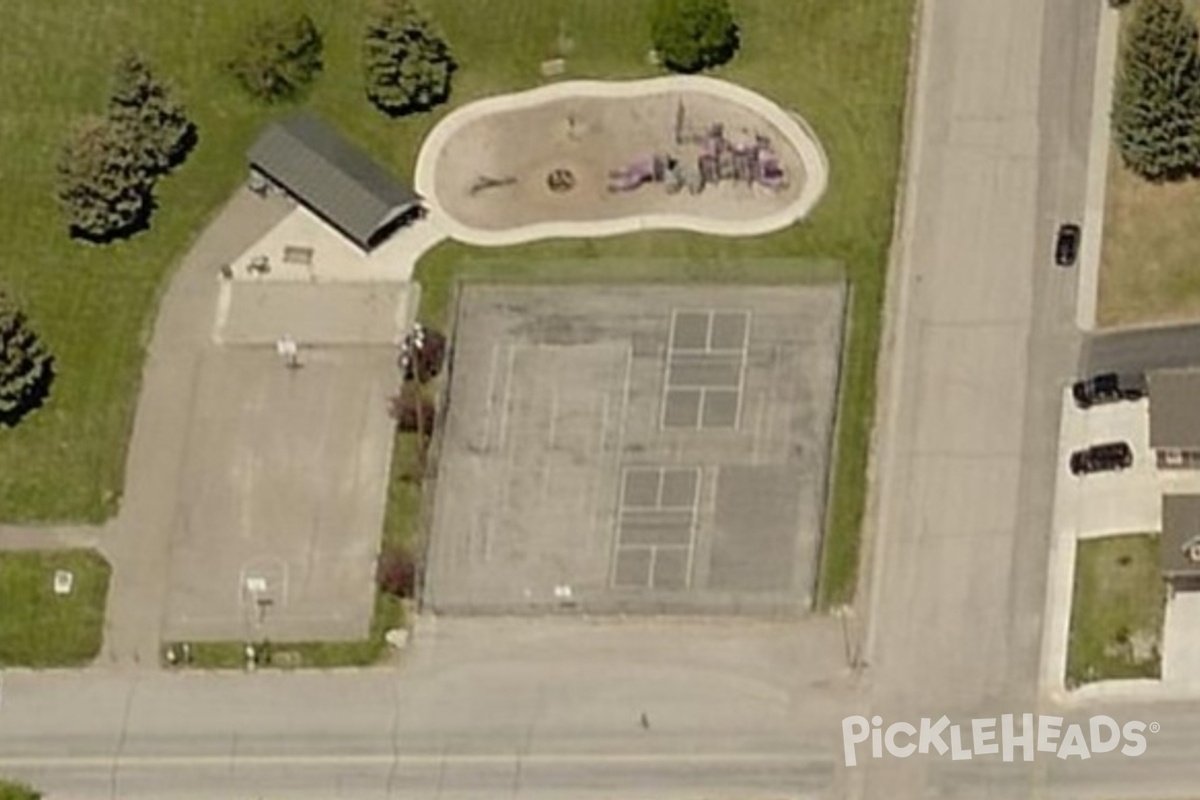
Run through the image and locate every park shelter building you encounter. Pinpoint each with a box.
[247,114,423,252]
[1148,369,1200,470]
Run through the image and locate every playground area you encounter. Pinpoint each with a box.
[417,77,826,242]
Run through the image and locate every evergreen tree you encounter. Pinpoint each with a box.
[108,52,196,177]
[55,116,154,241]
[227,13,324,102]
[363,0,456,116]
[1112,0,1200,181]
[0,292,54,426]
[650,0,739,74]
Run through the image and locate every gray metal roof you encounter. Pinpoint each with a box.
[247,114,419,250]
[1148,369,1200,449]
[1162,495,1200,578]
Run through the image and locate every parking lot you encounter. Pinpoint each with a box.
[424,283,846,615]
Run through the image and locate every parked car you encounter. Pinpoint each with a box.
[1055,223,1081,267]
[1071,372,1146,409]
[1069,442,1133,475]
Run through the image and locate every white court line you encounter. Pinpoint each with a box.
[647,546,659,589]
[608,465,632,587]
[732,311,752,430]
[546,383,559,450]
[660,310,681,429]
[483,343,502,451]
[683,466,703,588]
[496,344,517,452]
[751,393,767,465]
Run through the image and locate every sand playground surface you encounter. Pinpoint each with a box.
[416,77,827,240]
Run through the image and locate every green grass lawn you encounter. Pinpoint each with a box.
[1067,534,1166,686]
[0,1,912,606]
[0,549,110,667]
[0,780,41,800]
[1097,3,1200,327]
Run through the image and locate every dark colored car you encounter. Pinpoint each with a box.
[1069,442,1133,475]
[1071,372,1146,409]
[1055,223,1081,267]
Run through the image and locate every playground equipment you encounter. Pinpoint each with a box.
[547,168,576,192]
[607,154,676,192]
[654,102,789,193]
[469,175,517,196]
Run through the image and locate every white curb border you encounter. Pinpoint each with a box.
[413,76,830,246]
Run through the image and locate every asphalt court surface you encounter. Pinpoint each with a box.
[425,283,846,615]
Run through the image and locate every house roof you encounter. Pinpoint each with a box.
[247,114,419,250]
[1162,494,1200,578]
[1148,369,1200,449]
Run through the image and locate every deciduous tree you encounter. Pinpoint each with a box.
[228,13,324,102]
[650,0,739,74]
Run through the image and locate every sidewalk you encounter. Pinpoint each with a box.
[1075,5,1120,332]
[97,189,294,669]
[0,524,109,553]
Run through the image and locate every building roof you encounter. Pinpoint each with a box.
[1162,494,1200,578]
[247,114,419,250]
[1148,369,1200,449]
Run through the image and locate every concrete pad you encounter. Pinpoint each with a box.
[162,347,397,642]
[227,205,447,284]
[214,281,412,346]
[425,283,845,615]
[1162,590,1200,684]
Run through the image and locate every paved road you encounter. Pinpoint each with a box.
[1084,321,1200,376]
[0,618,856,799]
[856,0,1096,796]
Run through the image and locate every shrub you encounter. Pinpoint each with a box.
[363,0,456,116]
[56,116,155,241]
[228,13,324,102]
[377,547,416,598]
[650,0,739,73]
[388,385,435,433]
[400,326,446,382]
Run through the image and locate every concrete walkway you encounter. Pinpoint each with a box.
[1076,5,1120,332]
[0,524,109,553]
[1,191,293,669]
[95,190,294,668]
